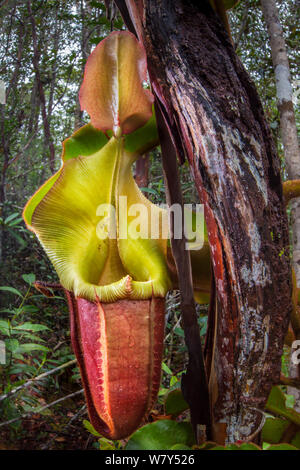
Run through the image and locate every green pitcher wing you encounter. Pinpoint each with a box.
[24,137,130,302]
[62,123,109,161]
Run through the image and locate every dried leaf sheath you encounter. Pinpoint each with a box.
[66,292,165,439]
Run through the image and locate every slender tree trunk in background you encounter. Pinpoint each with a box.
[75,0,93,130]
[26,78,40,138]
[0,18,28,263]
[234,0,249,51]
[260,0,300,286]
[115,0,293,443]
[260,0,300,412]
[27,0,56,173]
[0,105,9,264]
[47,3,60,121]
[135,153,149,188]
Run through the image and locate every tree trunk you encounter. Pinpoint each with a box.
[0,16,28,262]
[260,0,300,286]
[27,0,56,173]
[260,0,300,412]
[75,0,93,130]
[116,0,293,443]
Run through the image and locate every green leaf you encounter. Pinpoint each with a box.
[0,320,10,336]
[99,438,116,450]
[139,187,160,197]
[7,217,23,227]
[262,417,290,444]
[170,443,192,450]
[291,431,300,449]
[5,338,19,353]
[170,376,178,387]
[162,362,173,376]
[16,343,49,353]
[164,389,189,417]
[238,443,261,450]
[21,305,39,313]
[158,387,169,396]
[83,419,101,437]
[8,364,36,375]
[266,386,300,427]
[0,286,23,297]
[13,332,45,343]
[22,273,36,285]
[12,322,49,332]
[198,441,219,450]
[208,445,227,450]
[210,443,261,450]
[285,394,295,409]
[4,213,20,224]
[267,443,299,450]
[174,327,185,337]
[7,229,27,248]
[125,420,195,450]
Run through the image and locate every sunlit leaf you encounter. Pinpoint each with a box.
[267,443,299,450]
[266,386,300,427]
[0,320,10,336]
[164,389,189,417]
[162,362,173,376]
[83,419,101,437]
[0,286,23,297]
[22,273,36,285]
[170,443,192,450]
[4,213,20,224]
[125,420,195,450]
[12,322,49,332]
[262,417,289,444]
[16,343,49,353]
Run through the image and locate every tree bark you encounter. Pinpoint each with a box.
[260,0,300,412]
[0,15,28,262]
[75,0,93,130]
[116,0,293,443]
[260,0,300,287]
